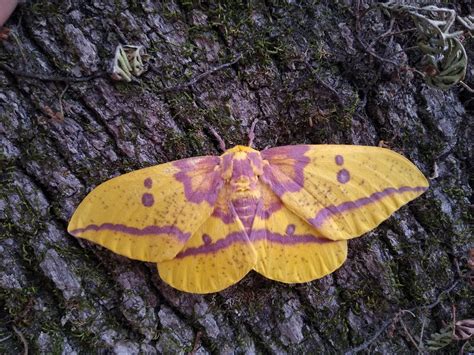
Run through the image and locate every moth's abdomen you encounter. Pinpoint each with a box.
[232,196,259,235]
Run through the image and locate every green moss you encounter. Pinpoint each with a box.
[412,198,450,233]
[0,286,38,323]
[69,328,100,349]
[442,186,467,200]
[30,1,62,16]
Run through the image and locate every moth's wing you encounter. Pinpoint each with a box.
[157,186,257,294]
[251,183,347,283]
[68,156,222,262]
[260,145,429,241]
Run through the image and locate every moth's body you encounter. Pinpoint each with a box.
[221,146,263,234]
[68,143,429,294]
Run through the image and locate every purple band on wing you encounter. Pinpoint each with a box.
[176,231,249,258]
[261,144,311,162]
[70,223,190,242]
[251,229,332,245]
[261,145,310,188]
[310,186,428,227]
[175,228,332,258]
[173,156,222,204]
[260,145,311,196]
[261,165,299,196]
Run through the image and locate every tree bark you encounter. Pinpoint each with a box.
[0,1,472,354]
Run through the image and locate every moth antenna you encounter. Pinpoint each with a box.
[209,127,226,152]
[248,119,259,147]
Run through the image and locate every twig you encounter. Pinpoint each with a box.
[355,30,405,67]
[369,18,395,49]
[399,312,423,353]
[419,315,427,350]
[301,60,344,106]
[12,326,28,355]
[369,27,417,49]
[189,330,202,355]
[459,340,470,355]
[293,41,344,106]
[0,334,12,342]
[452,304,457,340]
[353,2,404,67]
[344,319,394,354]
[1,53,242,90]
[344,280,460,354]
[10,31,27,63]
[155,54,242,94]
[390,45,420,57]
[459,81,474,93]
[58,84,70,120]
[413,280,460,311]
[0,63,107,82]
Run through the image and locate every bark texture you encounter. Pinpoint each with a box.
[0,1,472,354]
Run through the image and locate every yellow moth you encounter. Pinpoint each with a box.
[69,141,428,294]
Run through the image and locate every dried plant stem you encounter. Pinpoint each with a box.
[0,63,107,82]
[190,331,202,355]
[155,54,242,94]
[345,280,460,354]
[459,81,474,93]
[12,326,28,355]
[399,312,423,353]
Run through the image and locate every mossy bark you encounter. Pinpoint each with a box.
[0,1,472,354]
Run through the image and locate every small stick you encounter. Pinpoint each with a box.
[12,326,28,355]
[1,54,242,91]
[0,63,107,82]
[451,304,457,340]
[459,81,474,93]
[156,54,242,94]
[398,312,422,352]
[189,331,202,355]
[344,280,460,354]
[0,334,12,342]
[369,27,417,49]
[369,18,396,49]
[418,315,427,350]
[353,2,400,67]
[58,84,70,120]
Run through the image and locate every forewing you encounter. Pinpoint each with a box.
[261,145,429,240]
[251,182,347,283]
[157,186,257,294]
[68,156,222,262]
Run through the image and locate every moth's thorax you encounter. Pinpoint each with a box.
[220,147,263,199]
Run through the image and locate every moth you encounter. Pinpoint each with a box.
[68,135,428,294]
